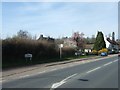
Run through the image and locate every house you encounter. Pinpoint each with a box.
[107,37,119,53]
[84,44,94,53]
[116,39,120,51]
[63,38,77,48]
[38,35,55,42]
[106,32,119,53]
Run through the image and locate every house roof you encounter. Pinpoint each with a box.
[107,38,119,45]
[85,44,94,49]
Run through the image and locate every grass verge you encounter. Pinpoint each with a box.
[2,55,98,70]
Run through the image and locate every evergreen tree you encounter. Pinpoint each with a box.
[93,31,106,51]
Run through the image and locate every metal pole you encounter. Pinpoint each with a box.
[60,47,62,59]
[59,44,63,59]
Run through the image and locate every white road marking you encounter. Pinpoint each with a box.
[51,73,77,89]
[0,80,6,82]
[52,69,57,71]
[103,62,113,66]
[51,81,66,89]
[60,67,64,69]
[87,60,117,74]
[0,78,2,81]
[49,69,57,72]
[81,61,85,63]
[19,75,30,78]
[86,67,101,74]
[112,59,118,62]
[37,71,46,74]
[18,68,64,81]
[69,65,74,67]
[62,73,77,82]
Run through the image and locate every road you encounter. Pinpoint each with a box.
[2,55,119,90]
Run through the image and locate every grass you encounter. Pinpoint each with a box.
[65,55,90,60]
[2,55,98,69]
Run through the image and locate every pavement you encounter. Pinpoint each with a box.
[2,54,118,89]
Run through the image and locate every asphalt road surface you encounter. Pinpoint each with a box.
[2,56,119,89]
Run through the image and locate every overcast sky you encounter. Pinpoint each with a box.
[2,2,118,39]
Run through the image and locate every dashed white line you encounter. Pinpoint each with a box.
[0,78,2,82]
[52,69,57,71]
[81,61,85,63]
[60,67,64,69]
[19,75,30,78]
[62,73,77,82]
[103,62,113,66]
[0,80,6,82]
[49,69,56,72]
[37,71,46,74]
[86,67,101,74]
[112,59,118,63]
[68,65,73,67]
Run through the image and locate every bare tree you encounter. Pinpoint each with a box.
[72,32,85,51]
[17,30,31,39]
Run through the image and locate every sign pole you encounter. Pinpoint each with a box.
[59,44,63,59]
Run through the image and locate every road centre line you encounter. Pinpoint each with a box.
[69,65,74,67]
[37,71,46,74]
[62,73,77,82]
[51,80,65,89]
[112,59,118,62]
[49,69,58,72]
[19,75,30,78]
[86,59,117,74]
[0,80,2,83]
[0,80,6,83]
[0,78,2,81]
[51,73,77,89]
[86,67,101,74]
[60,67,64,69]
[52,69,57,71]
[103,62,113,66]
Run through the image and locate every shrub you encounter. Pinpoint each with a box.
[98,48,108,54]
[91,50,98,55]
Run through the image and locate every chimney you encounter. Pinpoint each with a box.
[112,32,115,41]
